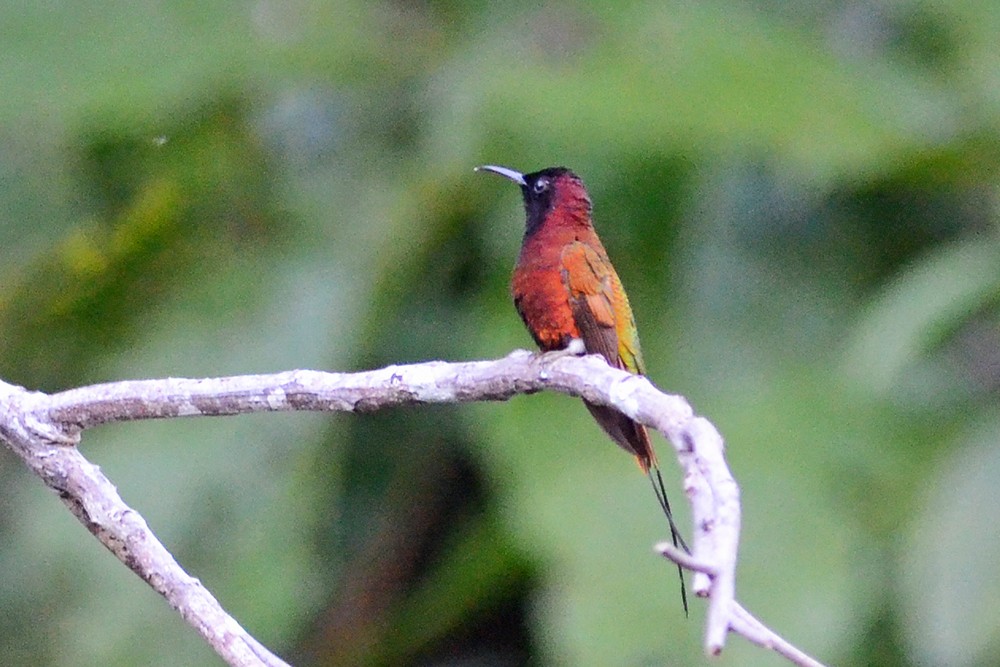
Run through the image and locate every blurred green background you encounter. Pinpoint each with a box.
[1,1,998,665]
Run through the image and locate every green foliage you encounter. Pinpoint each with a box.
[1,1,999,665]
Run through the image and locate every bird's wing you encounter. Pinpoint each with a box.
[560,241,622,367]
[560,241,645,373]
[609,269,645,375]
[561,240,655,468]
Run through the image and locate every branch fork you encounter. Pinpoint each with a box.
[0,351,824,667]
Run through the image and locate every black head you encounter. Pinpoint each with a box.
[476,165,589,235]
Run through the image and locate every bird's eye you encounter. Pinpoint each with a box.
[533,178,549,194]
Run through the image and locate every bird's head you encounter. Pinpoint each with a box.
[476,165,592,235]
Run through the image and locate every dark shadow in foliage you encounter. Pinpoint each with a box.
[298,411,535,667]
[295,206,538,666]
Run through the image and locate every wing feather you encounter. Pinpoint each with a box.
[561,242,619,364]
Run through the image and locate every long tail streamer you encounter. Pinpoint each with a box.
[648,466,689,616]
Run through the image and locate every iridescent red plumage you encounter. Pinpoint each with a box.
[508,169,658,472]
[478,164,688,613]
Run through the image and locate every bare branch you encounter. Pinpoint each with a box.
[654,541,717,576]
[730,602,827,667]
[0,350,824,666]
[0,382,290,667]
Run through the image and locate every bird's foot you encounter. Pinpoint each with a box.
[542,338,586,360]
[537,339,586,380]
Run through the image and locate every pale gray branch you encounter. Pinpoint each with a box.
[0,383,290,667]
[730,602,827,667]
[0,349,823,666]
[654,541,717,576]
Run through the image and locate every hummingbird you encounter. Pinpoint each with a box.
[477,164,688,613]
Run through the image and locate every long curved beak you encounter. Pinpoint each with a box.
[475,165,526,186]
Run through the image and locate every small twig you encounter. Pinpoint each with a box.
[654,551,827,666]
[730,602,826,667]
[654,541,717,575]
[0,350,822,666]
